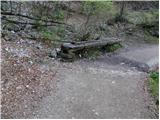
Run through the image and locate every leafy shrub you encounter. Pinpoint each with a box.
[150,71,159,82]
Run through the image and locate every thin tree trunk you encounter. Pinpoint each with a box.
[10,0,13,13]
[119,1,125,18]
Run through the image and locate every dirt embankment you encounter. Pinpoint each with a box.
[1,37,58,118]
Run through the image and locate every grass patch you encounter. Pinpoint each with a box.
[149,71,159,103]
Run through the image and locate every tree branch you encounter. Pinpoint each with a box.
[1,11,70,26]
[2,17,58,26]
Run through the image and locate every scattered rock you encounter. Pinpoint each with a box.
[94,112,99,116]
[16,85,23,90]
[112,81,115,84]
[2,30,19,41]
[28,60,33,65]
[120,62,125,65]
[34,43,43,50]
[49,49,60,58]
[26,85,29,88]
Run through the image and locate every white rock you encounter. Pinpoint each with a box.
[5,47,9,51]
[16,85,23,90]
[56,48,61,52]
[112,81,115,84]
[24,105,28,108]
[28,60,33,64]
[50,49,57,58]
[28,68,31,72]
[11,30,15,33]
[120,62,125,65]
[92,109,96,112]
[95,112,99,116]
[79,54,82,58]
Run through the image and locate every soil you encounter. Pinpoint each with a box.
[1,33,159,118]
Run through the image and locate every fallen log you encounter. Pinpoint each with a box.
[60,38,122,61]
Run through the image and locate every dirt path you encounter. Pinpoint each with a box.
[31,45,158,119]
[1,36,158,118]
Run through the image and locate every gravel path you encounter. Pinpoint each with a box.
[32,45,159,119]
[1,36,158,118]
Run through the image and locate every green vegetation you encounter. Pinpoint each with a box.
[149,71,159,102]
[82,48,102,60]
[127,10,159,43]
[41,29,57,40]
[31,1,65,21]
[81,1,116,17]
[53,10,65,20]
[104,43,122,52]
[144,30,159,44]
[38,26,65,41]
[2,1,159,45]
[127,10,158,26]
[77,43,122,60]
[72,1,117,42]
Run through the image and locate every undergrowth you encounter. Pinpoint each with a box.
[149,71,159,104]
[144,30,159,44]
[127,10,159,43]
[81,48,102,60]
[76,43,122,60]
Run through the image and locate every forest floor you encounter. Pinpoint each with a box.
[1,34,159,118]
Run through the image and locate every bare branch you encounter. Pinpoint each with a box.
[1,11,70,26]
[2,17,58,27]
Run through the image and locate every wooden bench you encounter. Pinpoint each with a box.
[60,38,122,61]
